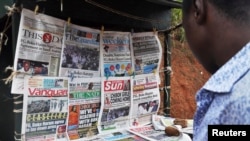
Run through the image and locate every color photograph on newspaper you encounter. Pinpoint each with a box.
[130,73,161,127]
[100,31,133,77]
[12,8,65,94]
[98,76,132,134]
[21,76,69,141]
[59,23,101,79]
[67,77,101,140]
[131,32,162,75]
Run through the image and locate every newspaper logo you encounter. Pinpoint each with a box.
[28,88,68,96]
[43,33,52,43]
[104,80,124,91]
[22,29,62,43]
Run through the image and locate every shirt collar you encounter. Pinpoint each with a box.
[203,42,250,93]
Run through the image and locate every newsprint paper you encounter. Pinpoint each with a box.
[97,76,132,134]
[84,129,148,141]
[131,32,162,75]
[67,77,101,140]
[59,23,101,79]
[130,73,161,127]
[128,125,186,141]
[12,8,65,94]
[100,31,133,77]
[21,76,69,141]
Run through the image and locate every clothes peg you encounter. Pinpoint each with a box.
[60,0,63,12]
[34,5,39,15]
[152,69,157,75]
[132,71,135,79]
[0,33,3,54]
[153,27,157,35]
[105,73,109,80]
[67,17,71,26]
[101,25,104,35]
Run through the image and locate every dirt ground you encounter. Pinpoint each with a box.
[169,39,211,119]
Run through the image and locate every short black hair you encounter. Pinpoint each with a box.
[182,0,192,14]
[182,0,250,25]
[23,60,30,65]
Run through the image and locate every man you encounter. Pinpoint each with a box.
[132,118,139,126]
[182,0,250,140]
[18,60,33,74]
[18,60,48,75]
[123,80,130,91]
[105,96,111,106]
[134,59,142,71]
[88,82,94,90]
[148,101,158,113]
[104,45,109,53]
[138,103,148,115]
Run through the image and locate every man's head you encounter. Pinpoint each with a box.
[104,45,109,52]
[23,61,30,72]
[88,82,93,90]
[149,101,154,106]
[182,0,250,74]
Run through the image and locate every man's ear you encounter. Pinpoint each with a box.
[193,0,206,24]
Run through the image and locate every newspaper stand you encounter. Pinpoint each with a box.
[0,0,182,140]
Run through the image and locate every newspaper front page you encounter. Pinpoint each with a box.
[97,77,132,134]
[67,77,101,140]
[131,32,162,75]
[59,23,100,79]
[100,31,133,77]
[12,8,65,94]
[21,76,69,141]
[130,73,161,126]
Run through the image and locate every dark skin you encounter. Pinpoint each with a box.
[182,0,250,74]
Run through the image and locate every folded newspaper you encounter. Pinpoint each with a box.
[159,115,194,135]
[128,124,192,141]
[150,114,193,141]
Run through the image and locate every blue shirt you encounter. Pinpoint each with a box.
[193,42,250,141]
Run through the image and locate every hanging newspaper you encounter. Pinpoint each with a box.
[130,73,160,127]
[21,76,69,141]
[97,76,132,134]
[131,32,162,75]
[12,8,65,94]
[67,77,101,140]
[59,23,100,80]
[100,31,133,77]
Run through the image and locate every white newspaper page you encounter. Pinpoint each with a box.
[85,129,149,141]
[130,73,161,127]
[99,129,148,141]
[100,31,133,77]
[59,23,100,79]
[12,8,65,94]
[21,76,69,141]
[66,77,101,140]
[97,76,132,134]
[131,32,162,75]
[128,125,184,141]
[160,116,194,135]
